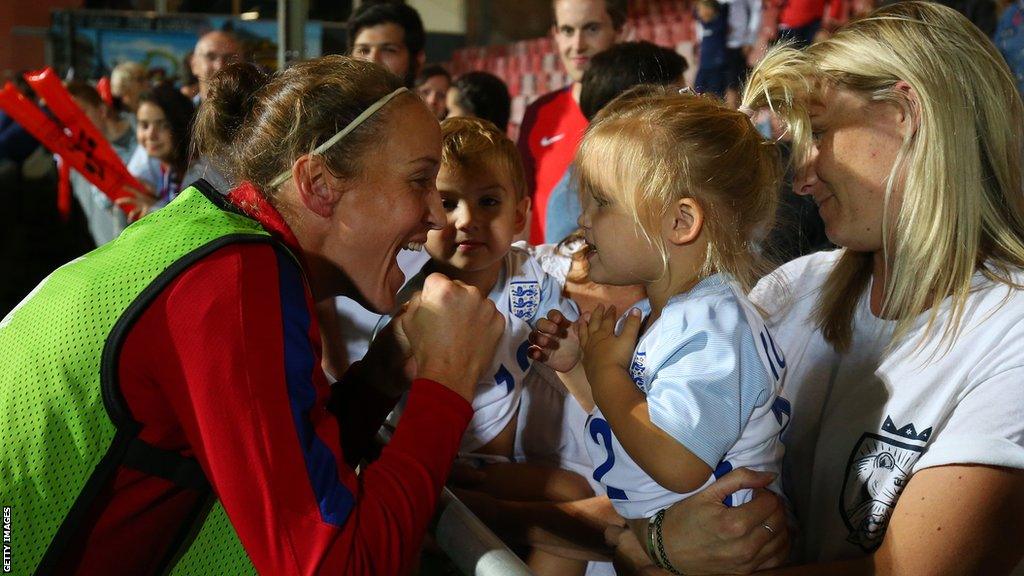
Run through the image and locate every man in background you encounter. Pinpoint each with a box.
[517,0,626,244]
[192,30,243,104]
[348,1,427,88]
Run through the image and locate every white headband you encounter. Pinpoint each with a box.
[269,87,409,188]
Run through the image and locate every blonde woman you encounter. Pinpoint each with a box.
[611,2,1024,574]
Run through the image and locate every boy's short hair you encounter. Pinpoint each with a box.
[347,1,426,56]
[440,116,526,200]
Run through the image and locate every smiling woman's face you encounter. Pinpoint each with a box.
[326,97,445,312]
[795,86,908,253]
[137,102,176,165]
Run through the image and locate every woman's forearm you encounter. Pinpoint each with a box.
[454,489,622,559]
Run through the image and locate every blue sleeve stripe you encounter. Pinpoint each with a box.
[276,249,355,527]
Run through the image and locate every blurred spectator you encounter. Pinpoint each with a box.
[415,64,451,120]
[777,0,841,46]
[110,61,147,114]
[695,0,731,97]
[147,67,169,85]
[996,0,1024,95]
[936,0,997,36]
[0,76,93,317]
[518,0,626,244]
[125,83,212,217]
[0,76,40,165]
[0,111,39,164]
[348,1,426,87]
[547,41,688,244]
[192,30,242,103]
[180,51,200,100]
[721,0,761,107]
[66,81,134,160]
[446,71,512,132]
[578,41,689,121]
[65,81,135,246]
[0,75,44,165]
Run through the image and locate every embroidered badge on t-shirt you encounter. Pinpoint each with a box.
[840,416,932,551]
[509,281,540,320]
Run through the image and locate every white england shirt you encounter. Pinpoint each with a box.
[389,245,579,453]
[585,274,789,519]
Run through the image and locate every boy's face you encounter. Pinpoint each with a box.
[426,162,529,277]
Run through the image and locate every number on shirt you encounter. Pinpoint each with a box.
[494,364,514,395]
[759,327,786,382]
[588,417,628,500]
[771,396,791,433]
[516,340,531,371]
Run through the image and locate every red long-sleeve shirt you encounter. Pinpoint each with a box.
[55,183,472,575]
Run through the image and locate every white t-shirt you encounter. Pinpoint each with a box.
[514,242,599,488]
[387,245,579,453]
[518,242,614,576]
[587,274,788,519]
[751,249,1024,564]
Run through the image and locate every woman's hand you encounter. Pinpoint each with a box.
[614,468,790,575]
[528,309,581,372]
[401,273,504,403]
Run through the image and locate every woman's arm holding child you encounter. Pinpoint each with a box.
[579,305,712,495]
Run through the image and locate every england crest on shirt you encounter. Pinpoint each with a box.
[840,416,931,551]
[509,281,540,320]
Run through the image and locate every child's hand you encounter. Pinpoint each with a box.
[528,309,581,372]
[579,305,643,382]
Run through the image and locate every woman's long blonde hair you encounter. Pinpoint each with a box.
[743,1,1024,353]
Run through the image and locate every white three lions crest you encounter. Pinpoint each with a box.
[840,417,930,552]
[509,281,540,320]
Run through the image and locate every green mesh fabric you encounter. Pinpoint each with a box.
[0,185,267,574]
[171,502,256,575]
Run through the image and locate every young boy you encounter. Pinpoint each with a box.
[390,116,580,461]
[382,117,611,575]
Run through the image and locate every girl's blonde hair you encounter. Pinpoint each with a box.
[742,1,1024,353]
[575,85,782,293]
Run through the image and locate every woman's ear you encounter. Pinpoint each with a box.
[667,197,704,246]
[292,155,343,218]
[893,80,921,140]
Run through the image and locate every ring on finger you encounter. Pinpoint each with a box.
[762,523,775,535]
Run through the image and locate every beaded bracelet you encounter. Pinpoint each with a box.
[650,508,686,575]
